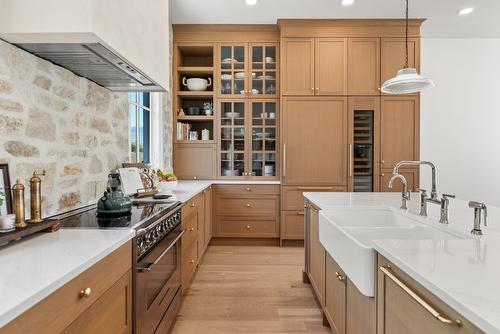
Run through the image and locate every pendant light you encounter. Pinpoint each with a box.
[381,0,434,94]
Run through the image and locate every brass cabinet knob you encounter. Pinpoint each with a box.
[245,187,251,191]
[381,160,385,164]
[246,225,251,230]
[79,287,92,298]
[381,173,385,176]
[189,259,195,264]
[193,176,197,180]
[190,202,196,208]
[188,227,194,232]
[335,272,346,282]
[245,203,251,207]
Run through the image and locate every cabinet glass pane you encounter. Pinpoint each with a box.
[251,101,277,177]
[353,110,374,192]
[220,101,246,177]
[220,45,246,96]
[250,45,277,97]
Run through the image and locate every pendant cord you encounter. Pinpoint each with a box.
[405,0,409,68]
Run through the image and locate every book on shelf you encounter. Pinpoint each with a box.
[176,122,192,141]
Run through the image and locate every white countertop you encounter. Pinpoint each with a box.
[304,192,500,334]
[0,229,134,328]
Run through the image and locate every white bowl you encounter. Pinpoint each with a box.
[159,180,178,191]
[221,74,232,80]
[182,77,212,91]
[235,72,245,79]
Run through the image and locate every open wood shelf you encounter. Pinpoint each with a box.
[177,91,214,97]
[177,116,214,122]
[175,140,215,145]
[177,66,214,75]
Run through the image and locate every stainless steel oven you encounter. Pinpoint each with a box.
[134,209,183,334]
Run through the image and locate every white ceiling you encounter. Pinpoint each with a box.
[170,0,500,38]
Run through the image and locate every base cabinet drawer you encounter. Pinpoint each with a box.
[281,211,305,240]
[2,242,132,334]
[215,184,280,196]
[283,185,346,211]
[62,270,132,334]
[377,255,481,334]
[215,217,279,238]
[216,197,279,216]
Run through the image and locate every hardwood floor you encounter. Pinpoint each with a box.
[171,245,331,334]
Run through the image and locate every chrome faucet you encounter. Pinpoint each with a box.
[388,173,410,210]
[393,161,438,200]
[469,201,488,236]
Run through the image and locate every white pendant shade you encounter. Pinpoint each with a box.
[381,68,435,94]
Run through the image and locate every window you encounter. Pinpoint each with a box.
[129,92,151,163]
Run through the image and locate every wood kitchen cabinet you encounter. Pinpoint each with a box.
[380,96,420,170]
[174,143,216,180]
[219,43,279,99]
[3,242,132,334]
[308,203,325,306]
[282,37,347,96]
[203,186,213,249]
[348,38,381,95]
[282,97,348,186]
[325,254,346,334]
[381,37,420,93]
[377,255,481,334]
[213,184,280,239]
[219,100,279,179]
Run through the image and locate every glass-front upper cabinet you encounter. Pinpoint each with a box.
[220,101,246,177]
[250,44,278,98]
[219,100,279,179]
[251,101,277,177]
[220,45,247,97]
[219,43,279,98]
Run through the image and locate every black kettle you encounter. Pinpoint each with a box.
[97,174,132,216]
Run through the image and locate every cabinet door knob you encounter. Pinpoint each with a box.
[190,202,196,208]
[193,176,197,180]
[79,287,92,298]
[381,160,385,164]
[245,203,251,207]
[381,173,385,176]
[335,272,346,282]
[189,259,195,264]
[245,187,251,191]
[246,225,251,230]
[188,227,194,232]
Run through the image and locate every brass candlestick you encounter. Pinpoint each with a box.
[27,170,46,224]
[12,180,26,228]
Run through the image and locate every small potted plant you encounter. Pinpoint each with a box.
[157,170,178,192]
[203,102,213,116]
[0,190,15,232]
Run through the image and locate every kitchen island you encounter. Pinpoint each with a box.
[304,192,500,334]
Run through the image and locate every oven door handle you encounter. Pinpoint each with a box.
[137,229,185,272]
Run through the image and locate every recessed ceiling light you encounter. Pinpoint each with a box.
[342,0,354,5]
[458,7,474,15]
[245,0,258,5]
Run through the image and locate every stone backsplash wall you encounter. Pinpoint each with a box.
[0,40,129,216]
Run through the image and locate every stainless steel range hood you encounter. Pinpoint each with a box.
[16,43,164,92]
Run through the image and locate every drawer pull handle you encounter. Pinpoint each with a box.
[190,203,196,208]
[246,225,251,230]
[189,259,195,264]
[245,187,251,191]
[379,266,463,327]
[79,287,92,298]
[245,203,251,208]
[335,272,346,282]
[188,227,194,232]
[297,187,334,191]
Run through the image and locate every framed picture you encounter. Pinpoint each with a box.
[0,163,12,215]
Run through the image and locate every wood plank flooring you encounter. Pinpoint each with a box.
[171,245,331,334]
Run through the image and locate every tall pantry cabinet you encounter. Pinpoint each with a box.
[279,20,422,244]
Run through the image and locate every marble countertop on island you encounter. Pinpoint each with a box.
[304,191,500,334]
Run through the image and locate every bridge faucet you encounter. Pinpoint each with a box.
[388,173,410,210]
[393,161,438,200]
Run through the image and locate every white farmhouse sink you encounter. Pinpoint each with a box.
[319,207,464,297]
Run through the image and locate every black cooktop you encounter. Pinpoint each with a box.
[55,201,181,230]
